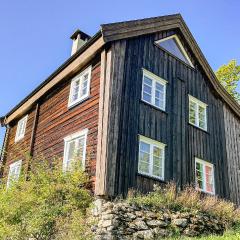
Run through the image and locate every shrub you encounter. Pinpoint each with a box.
[128,183,240,223]
[0,159,93,240]
[175,186,201,211]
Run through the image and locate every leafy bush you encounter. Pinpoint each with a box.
[0,159,93,240]
[128,183,240,223]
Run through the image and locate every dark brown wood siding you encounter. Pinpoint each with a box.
[223,104,240,205]
[2,57,101,188]
[105,30,230,200]
[2,107,36,177]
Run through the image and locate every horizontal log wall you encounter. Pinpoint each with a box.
[2,57,101,188]
[106,30,230,200]
[2,107,36,178]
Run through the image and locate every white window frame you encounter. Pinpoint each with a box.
[138,135,166,180]
[68,66,92,108]
[189,95,208,131]
[15,115,28,142]
[7,160,22,189]
[195,158,215,195]
[63,129,88,172]
[141,68,167,111]
[155,34,194,68]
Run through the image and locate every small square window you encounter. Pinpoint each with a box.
[141,69,167,111]
[15,115,28,142]
[189,95,207,130]
[7,160,22,188]
[63,129,88,172]
[195,158,215,194]
[68,66,92,108]
[138,135,165,180]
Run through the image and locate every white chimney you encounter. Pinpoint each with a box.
[70,29,91,56]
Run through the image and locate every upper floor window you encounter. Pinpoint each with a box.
[189,95,207,131]
[141,69,167,111]
[195,158,215,194]
[155,35,194,68]
[7,160,22,188]
[68,66,92,108]
[63,129,88,172]
[138,135,165,180]
[15,115,28,142]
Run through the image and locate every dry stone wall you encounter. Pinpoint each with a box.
[92,199,226,240]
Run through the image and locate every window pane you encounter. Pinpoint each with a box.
[157,38,190,65]
[142,76,153,104]
[156,82,164,92]
[139,141,151,174]
[144,76,152,86]
[155,91,164,99]
[196,162,204,190]
[153,146,161,157]
[81,73,89,97]
[7,161,22,188]
[139,152,150,174]
[65,140,76,170]
[140,141,150,153]
[155,82,164,108]
[152,146,163,178]
[139,160,150,174]
[21,120,26,135]
[189,101,197,125]
[155,98,164,109]
[155,82,164,109]
[152,165,162,177]
[75,137,85,168]
[143,85,152,94]
[199,106,206,129]
[71,80,80,102]
[143,93,151,103]
[205,165,214,193]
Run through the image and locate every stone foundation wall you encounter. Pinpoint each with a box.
[92,199,226,240]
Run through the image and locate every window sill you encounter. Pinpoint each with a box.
[140,100,168,114]
[137,172,166,183]
[68,96,91,110]
[188,123,209,134]
[196,188,215,196]
[14,137,24,143]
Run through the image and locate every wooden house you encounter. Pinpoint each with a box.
[1,14,240,204]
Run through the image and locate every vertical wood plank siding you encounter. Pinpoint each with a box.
[223,105,240,205]
[2,57,101,189]
[95,49,112,195]
[106,30,230,200]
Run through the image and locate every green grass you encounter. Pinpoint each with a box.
[167,227,240,240]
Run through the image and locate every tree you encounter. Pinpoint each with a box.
[0,158,93,240]
[215,59,240,102]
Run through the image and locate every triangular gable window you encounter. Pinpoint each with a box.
[156,35,194,67]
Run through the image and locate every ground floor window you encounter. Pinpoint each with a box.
[7,160,22,188]
[195,158,215,194]
[138,135,165,180]
[63,129,88,172]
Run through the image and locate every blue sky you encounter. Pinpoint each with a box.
[0,0,240,148]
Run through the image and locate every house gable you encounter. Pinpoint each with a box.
[101,14,240,117]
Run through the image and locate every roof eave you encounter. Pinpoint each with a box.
[3,30,102,121]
